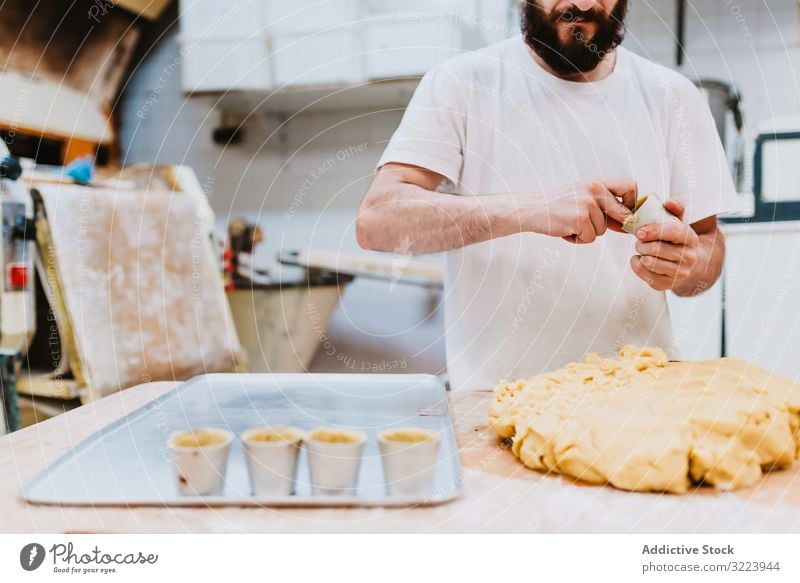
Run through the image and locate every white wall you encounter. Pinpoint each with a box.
[119,28,402,217]
[627,0,800,191]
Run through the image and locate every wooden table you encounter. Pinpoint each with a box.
[2,382,800,533]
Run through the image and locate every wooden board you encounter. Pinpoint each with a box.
[282,249,444,285]
[33,184,242,401]
[2,384,800,533]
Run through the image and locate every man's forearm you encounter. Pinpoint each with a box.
[358,166,636,254]
[671,225,725,297]
[357,181,523,255]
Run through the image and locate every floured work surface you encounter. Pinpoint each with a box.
[4,383,800,532]
[489,346,800,493]
[34,183,241,399]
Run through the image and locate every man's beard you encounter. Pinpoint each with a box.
[521,1,629,76]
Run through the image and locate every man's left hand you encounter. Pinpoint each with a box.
[629,200,703,292]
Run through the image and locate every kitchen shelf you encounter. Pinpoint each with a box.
[204,77,421,117]
[0,71,112,144]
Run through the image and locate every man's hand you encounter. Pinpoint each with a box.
[518,178,637,244]
[630,200,719,295]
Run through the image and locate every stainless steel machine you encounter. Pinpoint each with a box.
[694,78,746,194]
[0,145,36,434]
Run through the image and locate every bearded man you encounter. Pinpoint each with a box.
[356,1,740,391]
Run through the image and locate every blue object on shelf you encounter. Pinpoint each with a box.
[63,156,95,185]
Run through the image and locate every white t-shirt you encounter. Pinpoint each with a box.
[377,36,742,391]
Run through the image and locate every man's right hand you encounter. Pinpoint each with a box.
[357,164,638,255]
[506,179,638,244]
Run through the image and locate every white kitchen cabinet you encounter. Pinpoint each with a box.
[179,0,266,38]
[266,0,361,34]
[364,15,484,80]
[366,0,476,14]
[271,28,363,87]
[179,0,271,92]
[177,0,500,99]
[180,0,360,37]
[723,222,800,380]
[180,38,272,92]
[668,221,800,380]
[667,279,724,361]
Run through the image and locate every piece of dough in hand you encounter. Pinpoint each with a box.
[622,193,682,234]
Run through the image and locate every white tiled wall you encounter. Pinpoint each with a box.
[119,28,401,217]
[628,0,800,147]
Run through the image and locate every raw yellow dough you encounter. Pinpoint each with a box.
[489,346,800,493]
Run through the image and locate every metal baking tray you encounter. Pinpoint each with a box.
[21,373,463,507]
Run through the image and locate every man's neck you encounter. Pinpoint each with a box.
[527,46,618,83]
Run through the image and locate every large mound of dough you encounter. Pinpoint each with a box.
[489,346,800,493]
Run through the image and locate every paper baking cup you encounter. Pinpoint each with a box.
[241,426,303,496]
[168,428,233,496]
[378,428,441,497]
[305,428,367,496]
[622,193,682,235]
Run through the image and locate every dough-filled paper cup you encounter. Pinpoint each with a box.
[168,428,233,496]
[241,426,303,496]
[305,428,366,496]
[378,428,441,497]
